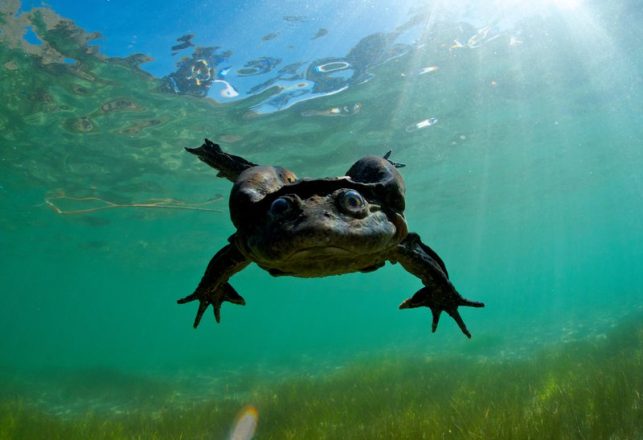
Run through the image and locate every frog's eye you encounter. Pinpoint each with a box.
[338,190,367,216]
[269,197,293,216]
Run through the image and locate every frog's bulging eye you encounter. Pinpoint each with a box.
[270,197,292,216]
[338,190,367,216]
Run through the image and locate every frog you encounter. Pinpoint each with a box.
[178,139,484,337]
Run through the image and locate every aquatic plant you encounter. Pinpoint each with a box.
[0,315,640,439]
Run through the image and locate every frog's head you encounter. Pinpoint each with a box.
[228,156,408,276]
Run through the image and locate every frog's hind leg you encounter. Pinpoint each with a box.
[185,139,258,182]
[394,232,484,338]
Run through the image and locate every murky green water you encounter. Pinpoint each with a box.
[1,0,641,438]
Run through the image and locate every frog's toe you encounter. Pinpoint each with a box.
[221,283,245,306]
[213,283,246,323]
[177,291,198,305]
[399,287,484,338]
[177,282,246,327]
[193,300,210,329]
[446,309,471,338]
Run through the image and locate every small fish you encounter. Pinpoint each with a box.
[405,117,438,132]
[418,66,439,75]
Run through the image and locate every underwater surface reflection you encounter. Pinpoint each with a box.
[1,0,642,438]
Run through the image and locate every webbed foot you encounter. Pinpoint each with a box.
[177,282,245,327]
[185,139,257,182]
[399,286,484,338]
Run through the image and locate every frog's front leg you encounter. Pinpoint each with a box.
[177,235,251,328]
[393,232,484,338]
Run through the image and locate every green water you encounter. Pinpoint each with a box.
[1,1,642,438]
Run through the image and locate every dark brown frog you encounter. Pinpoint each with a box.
[178,139,484,337]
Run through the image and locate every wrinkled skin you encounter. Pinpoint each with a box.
[178,139,484,337]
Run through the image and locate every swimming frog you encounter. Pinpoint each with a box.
[178,139,484,337]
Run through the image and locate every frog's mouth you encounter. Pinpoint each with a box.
[286,246,353,261]
[254,244,391,277]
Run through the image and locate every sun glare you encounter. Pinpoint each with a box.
[548,0,583,11]
[491,0,585,15]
